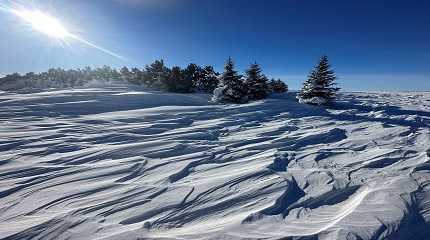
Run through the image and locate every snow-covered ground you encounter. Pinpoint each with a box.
[0,86,429,240]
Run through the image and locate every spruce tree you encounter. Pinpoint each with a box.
[269,78,288,93]
[212,58,248,103]
[245,62,270,100]
[298,55,339,105]
[131,67,144,85]
[200,65,219,93]
[145,59,170,90]
[166,66,182,92]
[183,63,201,93]
[120,67,133,83]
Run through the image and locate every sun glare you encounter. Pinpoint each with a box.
[0,4,126,60]
[12,9,70,39]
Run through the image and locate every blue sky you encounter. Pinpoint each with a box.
[0,0,429,91]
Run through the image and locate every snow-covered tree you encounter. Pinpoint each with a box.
[212,58,248,103]
[298,55,339,105]
[245,62,270,100]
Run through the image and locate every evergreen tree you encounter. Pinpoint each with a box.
[298,55,339,105]
[166,66,182,92]
[245,62,270,100]
[130,67,144,85]
[183,63,201,92]
[165,66,192,93]
[212,57,248,103]
[269,78,288,93]
[199,65,219,93]
[145,59,170,89]
[82,67,93,81]
[120,67,133,83]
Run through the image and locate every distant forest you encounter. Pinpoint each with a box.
[0,59,286,94]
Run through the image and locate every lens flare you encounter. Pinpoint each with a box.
[0,4,126,60]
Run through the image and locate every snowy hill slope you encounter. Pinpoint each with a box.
[0,86,429,240]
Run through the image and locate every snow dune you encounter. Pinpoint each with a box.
[0,86,429,239]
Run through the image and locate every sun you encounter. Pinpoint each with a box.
[12,9,71,39]
[0,4,125,60]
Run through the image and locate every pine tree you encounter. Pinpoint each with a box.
[164,66,197,93]
[183,63,201,93]
[269,78,288,93]
[298,55,339,105]
[245,62,270,100]
[145,59,170,90]
[212,57,248,103]
[120,67,133,83]
[130,67,144,85]
[166,66,182,92]
[200,65,219,93]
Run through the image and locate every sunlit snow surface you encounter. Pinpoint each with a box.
[0,86,429,239]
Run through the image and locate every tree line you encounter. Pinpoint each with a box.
[0,55,338,105]
[0,59,286,95]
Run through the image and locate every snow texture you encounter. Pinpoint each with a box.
[0,86,430,240]
[297,96,328,105]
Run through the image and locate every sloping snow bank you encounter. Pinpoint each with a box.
[0,88,429,240]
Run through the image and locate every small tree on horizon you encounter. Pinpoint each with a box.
[269,78,288,94]
[245,62,270,100]
[298,55,339,105]
[212,57,248,103]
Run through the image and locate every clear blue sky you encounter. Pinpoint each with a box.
[0,0,429,91]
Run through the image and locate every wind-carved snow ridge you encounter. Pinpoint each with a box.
[0,87,430,239]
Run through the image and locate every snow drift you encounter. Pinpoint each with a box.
[0,86,429,239]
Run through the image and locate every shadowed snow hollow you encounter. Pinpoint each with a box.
[0,87,429,240]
